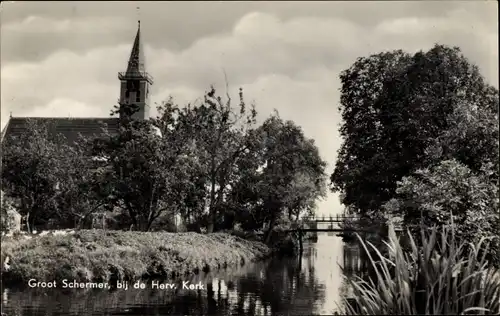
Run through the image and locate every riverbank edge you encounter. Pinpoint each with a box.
[1,230,273,287]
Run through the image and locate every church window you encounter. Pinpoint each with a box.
[136,90,141,102]
[127,80,139,90]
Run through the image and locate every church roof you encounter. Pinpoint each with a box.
[1,117,120,147]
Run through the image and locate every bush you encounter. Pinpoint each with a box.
[1,199,9,233]
[1,195,21,233]
[384,159,500,268]
[345,223,500,315]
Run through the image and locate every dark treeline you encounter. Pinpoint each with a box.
[1,87,327,243]
[331,44,499,265]
[329,45,499,316]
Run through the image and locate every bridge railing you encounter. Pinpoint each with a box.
[299,214,404,231]
[300,214,362,222]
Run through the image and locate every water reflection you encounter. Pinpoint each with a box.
[2,236,367,316]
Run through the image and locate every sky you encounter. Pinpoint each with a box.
[1,1,498,216]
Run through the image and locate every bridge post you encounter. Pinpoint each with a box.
[298,228,303,254]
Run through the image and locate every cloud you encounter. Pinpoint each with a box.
[1,7,498,214]
[2,15,127,34]
[0,14,134,64]
[26,98,111,118]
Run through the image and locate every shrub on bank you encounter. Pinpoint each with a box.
[1,230,270,285]
[226,223,299,256]
[345,223,500,315]
[229,230,297,256]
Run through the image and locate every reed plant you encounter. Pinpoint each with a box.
[344,223,500,315]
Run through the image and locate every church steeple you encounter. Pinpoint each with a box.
[125,20,146,75]
[118,20,153,120]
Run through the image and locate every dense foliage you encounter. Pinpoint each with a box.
[332,45,498,217]
[1,87,327,235]
[332,44,499,266]
[383,160,499,263]
[1,121,69,232]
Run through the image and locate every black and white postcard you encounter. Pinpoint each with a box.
[1,1,498,315]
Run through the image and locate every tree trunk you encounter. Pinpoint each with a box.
[28,212,36,234]
[76,216,84,230]
[145,219,153,232]
[264,215,276,244]
[25,212,31,234]
[125,201,138,231]
[129,211,138,231]
[211,175,228,233]
[298,229,303,254]
[207,176,217,233]
[136,218,147,231]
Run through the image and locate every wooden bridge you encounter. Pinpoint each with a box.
[286,214,403,233]
[282,213,402,254]
[299,214,360,232]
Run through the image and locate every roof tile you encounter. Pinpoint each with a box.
[1,117,120,146]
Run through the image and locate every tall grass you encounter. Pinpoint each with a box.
[1,230,270,285]
[344,223,500,315]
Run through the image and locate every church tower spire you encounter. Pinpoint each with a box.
[118,20,153,120]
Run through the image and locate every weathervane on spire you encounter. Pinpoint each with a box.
[136,6,141,28]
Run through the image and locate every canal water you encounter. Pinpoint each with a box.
[1,235,365,316]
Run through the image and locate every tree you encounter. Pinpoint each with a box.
[173,87,258,232]
[92,103,189,231]
[382,97,500,265]
[425,98,499,183]
[153,100,212,230]
[55,137,114,229]
[331,45,499,218]
[230,115,327,242]
[1,120,68,233]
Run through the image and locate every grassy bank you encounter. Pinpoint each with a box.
[1,230,271,286]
